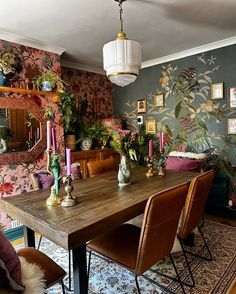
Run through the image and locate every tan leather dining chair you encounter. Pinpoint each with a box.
[177,169,214,287]
[88,183,189,293]
[87,157,117,177]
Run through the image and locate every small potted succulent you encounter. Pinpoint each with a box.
[34,70,65,92]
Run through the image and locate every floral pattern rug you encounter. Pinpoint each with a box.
[16,220,236,294]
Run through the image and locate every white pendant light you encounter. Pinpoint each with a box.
[103,0,141,87]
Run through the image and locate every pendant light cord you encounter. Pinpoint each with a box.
[118,0,124,32]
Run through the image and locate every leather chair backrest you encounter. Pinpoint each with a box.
[135,183,188,275]
[178,170,214,240]
[87,158,116,177]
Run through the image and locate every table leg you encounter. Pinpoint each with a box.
[72,244,88,294]
[23,226,35,248]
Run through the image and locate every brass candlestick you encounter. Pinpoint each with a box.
[61,176,78,207]
[158,150,166,176]
[45,149,62,206]
[145,156,154,178]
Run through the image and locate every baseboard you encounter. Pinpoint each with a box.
[4,226,23,241]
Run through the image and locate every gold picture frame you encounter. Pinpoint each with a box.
[137,98,147,114]
[146,119,156,134]
[153,92,164,107]
[228,118,236,134]
[211,83,224,99]
[229,87,236,109]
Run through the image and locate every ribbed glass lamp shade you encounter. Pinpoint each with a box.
[103,38,141,87]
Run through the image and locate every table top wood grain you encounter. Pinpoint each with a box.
[0,167,198,250]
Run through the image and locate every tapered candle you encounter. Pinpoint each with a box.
[51,127,57,153]
[66,148,71,176]
[149,139,153,158]
[159,132,164,152]
[46,121,51,150]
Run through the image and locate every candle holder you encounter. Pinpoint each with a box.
[61,175,78,207]
[158,149,166,176]
[45,149,61,206]
[145,156,155,178]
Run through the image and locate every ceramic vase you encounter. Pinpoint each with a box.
[0,139,7,153]
[41,81,52,91]
[80,138,93,151]
[0,71,6,86]
[118,155,132,187]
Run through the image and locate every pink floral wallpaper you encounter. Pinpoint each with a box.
[0,40,64,229]
[62,67,113,120]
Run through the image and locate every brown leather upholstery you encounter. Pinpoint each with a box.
[87,157,116,177]
[178,170,214,240]
[88,183,188,276]
[17,247,66,288]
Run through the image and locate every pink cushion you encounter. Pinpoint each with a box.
[37,173,55,189]
[0,231,24,291]
[166,157,202,172]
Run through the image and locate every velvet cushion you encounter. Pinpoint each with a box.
[37,173,55,189]
[166,157,202,172]
[0,231,24,292]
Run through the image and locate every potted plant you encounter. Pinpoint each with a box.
[34,70,65,92]
[0,125,14,153]
[0,59,15,86]
[77,120,110,150]
[58,92,87,151]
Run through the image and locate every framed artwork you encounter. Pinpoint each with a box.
[211,83,224,99]
[0,109,8,118]
[137,99,147,114]
[146,119,156,134]
[153,92,164,107]
[228,118,236,134]
[229,87,236,108]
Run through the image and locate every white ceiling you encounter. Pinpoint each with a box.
[1,0,236,74]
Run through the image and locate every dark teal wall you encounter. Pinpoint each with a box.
[112,44,236,164]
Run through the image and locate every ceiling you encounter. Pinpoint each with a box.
[1,0,236,74]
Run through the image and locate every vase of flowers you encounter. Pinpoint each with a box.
[111,130,137,186]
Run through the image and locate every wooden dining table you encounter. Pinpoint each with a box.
[0,167,199,294]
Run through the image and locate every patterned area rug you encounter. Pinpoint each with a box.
[16,220,236,294]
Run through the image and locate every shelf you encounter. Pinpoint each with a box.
[0,85,61,102]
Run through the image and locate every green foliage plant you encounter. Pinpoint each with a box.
[0,126,14,142]
[34,70,65,91]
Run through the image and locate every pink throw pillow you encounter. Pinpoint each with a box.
[166,157,202,172]
[37,173,55,189]
[0,231,24,291]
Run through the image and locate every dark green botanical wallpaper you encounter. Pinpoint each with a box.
[112,44,236,164]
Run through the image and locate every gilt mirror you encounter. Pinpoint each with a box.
[0,94,46,164]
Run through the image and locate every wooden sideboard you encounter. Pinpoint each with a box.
[71,148,120,178]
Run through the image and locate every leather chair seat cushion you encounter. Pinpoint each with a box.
[88,223,141,271]
[16,247,66,288]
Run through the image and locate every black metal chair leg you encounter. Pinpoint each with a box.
[37,235,42,250]
[88,250,92,281]
[68,250,72,291]
[179,240,195,287]
[198,226,212,261]
[169,253,186,294]
[135,275,141,294]
[60,280,66,294]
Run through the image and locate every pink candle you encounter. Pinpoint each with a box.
[51,127,57,153]
[159,132,164,152]
[46,121,51,150]
[66,148,71,176]
[149,139,153,158]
